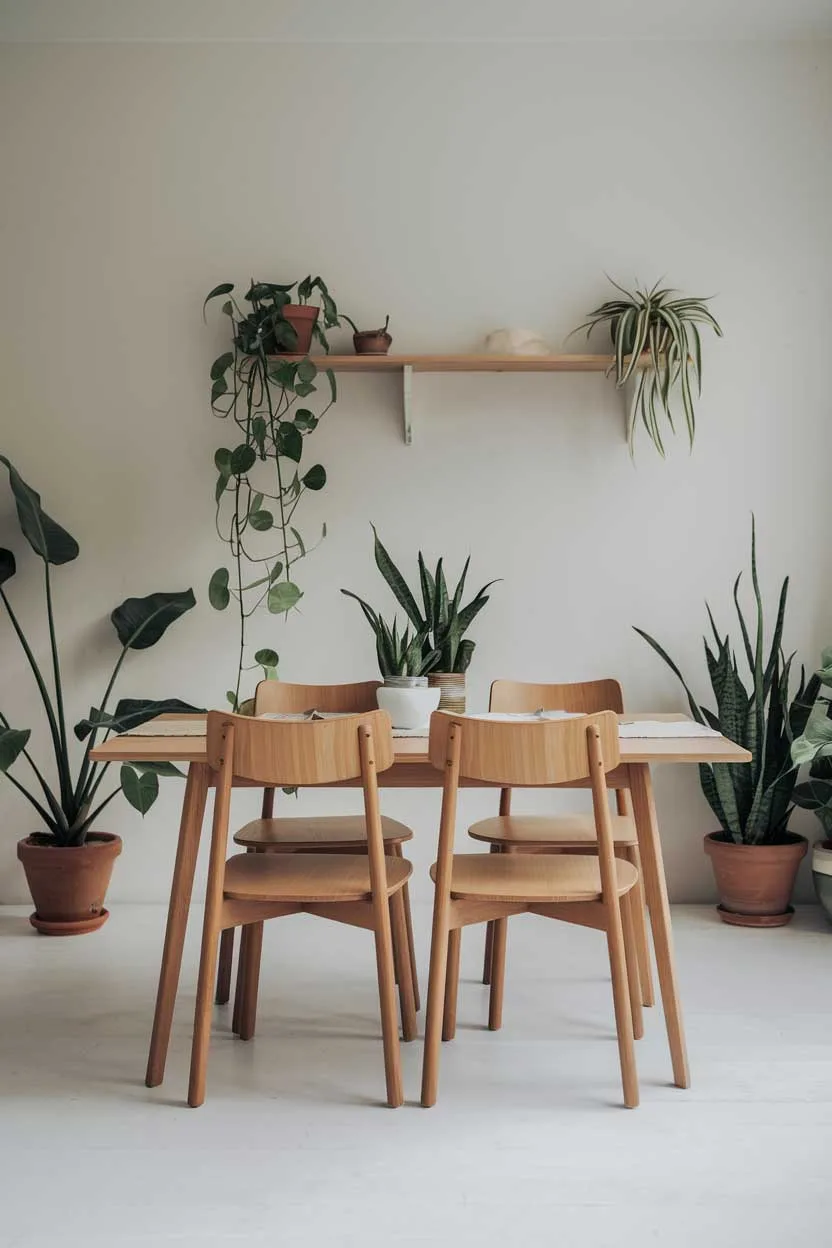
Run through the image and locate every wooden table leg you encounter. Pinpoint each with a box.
[145,762,210,1088]
[627,762,690,1089]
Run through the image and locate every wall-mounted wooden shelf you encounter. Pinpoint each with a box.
[277,353,637,444]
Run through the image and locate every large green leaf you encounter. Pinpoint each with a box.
[120,764,159,815]
[74,697,205,741]
[267,582,302,614]
[0,727,30,772]
[0,457,79,565]
[0,548,15,586]
[110,589,196,650]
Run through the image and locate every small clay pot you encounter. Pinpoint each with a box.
[277,304,319,354]
[353,328,393,355]
[17,832,122,935]
[428,672,466,715]
[704,831,807,927]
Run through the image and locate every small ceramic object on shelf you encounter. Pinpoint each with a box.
[484,328,549,356]
[812,839,832,923]
[376,676,440,730]
[353,315,393,355]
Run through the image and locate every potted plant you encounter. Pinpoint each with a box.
[571,278,722,456]
[204,277,346,709]
[791,650,832,922]
[342,527,497,713]
[635,522,815,926]
[207,276,346,357]
[339,595,440,729]
[341,314,393,356]
[0,457,200,934]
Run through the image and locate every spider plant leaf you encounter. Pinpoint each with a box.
[614,308,634,383]
[371,526,423,628]
[688,321,703,394]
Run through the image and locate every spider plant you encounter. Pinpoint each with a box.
[572,278,722,457]
[0,457,201,847]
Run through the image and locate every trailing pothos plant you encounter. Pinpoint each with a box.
[635,521,817,846]
[572,278,722,457]
[204,278,343,710]
[0,457,201,847]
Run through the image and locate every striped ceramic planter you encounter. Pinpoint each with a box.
[428,672,466,714]
[811,839,832,924]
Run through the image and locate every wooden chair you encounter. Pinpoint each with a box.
[214,680,421,1019]
[189,709,416,1109]
[421,710,641,1109]
[477,679,653,1010]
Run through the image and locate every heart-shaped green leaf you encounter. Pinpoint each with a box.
[294,409,318,432]
[211,377,228,403]
[208,568,230,610]
[230,444,256,475]
[110,589,196,649]
[278,424,303,463]
[210,352,234,380]
[267,582,302,614]
[214,448,232,474]
[0,727,30,772]
[302,465,326,491]
[0,457,79,565]
[296,359,317,383]
[120,764,159,815]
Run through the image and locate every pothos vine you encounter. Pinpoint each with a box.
[204,278,343,710]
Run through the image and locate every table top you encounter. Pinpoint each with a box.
[89,713,751,766]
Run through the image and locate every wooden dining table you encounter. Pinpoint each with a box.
[90,712,750,1093]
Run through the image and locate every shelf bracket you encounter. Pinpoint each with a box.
[402,364,413,445]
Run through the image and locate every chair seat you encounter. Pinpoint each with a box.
[224,852,412,904]
[467,813,637,848]
[234,814,413,850]
[430,852,638,904]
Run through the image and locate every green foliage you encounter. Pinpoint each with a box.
[0,458,200,846]
[572,279,722,457]
[791,647,832,836]
[342,528,497,676]
[635,520,813,845]
[204,277,346,709]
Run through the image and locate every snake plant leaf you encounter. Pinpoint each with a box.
[267,581,302,614]
[0,727,31,772]
[0,548,15,586]
[434,560,449,634]
[0,458,79,565]
[371,526,424,629]
[120,765,159,815]
[418,553,435,623]
[456,639,476,673]
[111,589,196,649]
[209,568,230,610]
[455,584,498,635]
[74,698,205,741]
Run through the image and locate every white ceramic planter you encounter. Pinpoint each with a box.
[376,684,440,730]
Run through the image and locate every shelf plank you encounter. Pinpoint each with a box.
[275,353,628,374]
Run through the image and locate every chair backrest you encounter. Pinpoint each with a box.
[254,679,381,715]
[428,710,622,906]
[489,678,624,715]
[206,709,394,786]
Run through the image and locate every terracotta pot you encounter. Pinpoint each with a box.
[17,832,122,935]
[277,304,319,354]
[703,832,807,927]
[811,839,832,924]
[353,329,393,355]
[428,672,466,714]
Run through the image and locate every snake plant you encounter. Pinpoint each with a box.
[573,278,722,457]
[342,527,497,675]
[635,521,816,845]
[339,598,439,680]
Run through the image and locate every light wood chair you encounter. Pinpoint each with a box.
[214,680,421,1019]
[189,709,416,1109]
[421,710,641,1109]
[476,679,653,1009]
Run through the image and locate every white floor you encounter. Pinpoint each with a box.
[1,902,830,1248]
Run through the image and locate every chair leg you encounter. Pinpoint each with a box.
[487,918,508,1032]
[188,923,223,1108]
[372,898,404,1108]
[621,890,644,1041]
[390,890,417,1042]
[442,927,461,1042]
[393,845,420,1011]
[215,928,234,1005]
[238,921,264,1042]
[482,844,501,984]
[627,843,654,1008]
[605,899,640,1109]
[231,923,249,1036]
[421,906,450,1108]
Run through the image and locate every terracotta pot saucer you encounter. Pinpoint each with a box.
[716,904,795,928]
[29,908,110,936]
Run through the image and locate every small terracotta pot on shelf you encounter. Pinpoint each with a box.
[352,316,392,356]
[17,832,122,935]
[276,304,319,354]
[703,831,807,927]
[428,672,466,715]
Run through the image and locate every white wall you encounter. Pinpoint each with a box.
[0,38,830,905]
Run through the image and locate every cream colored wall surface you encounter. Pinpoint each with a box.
[0,39,830,904]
